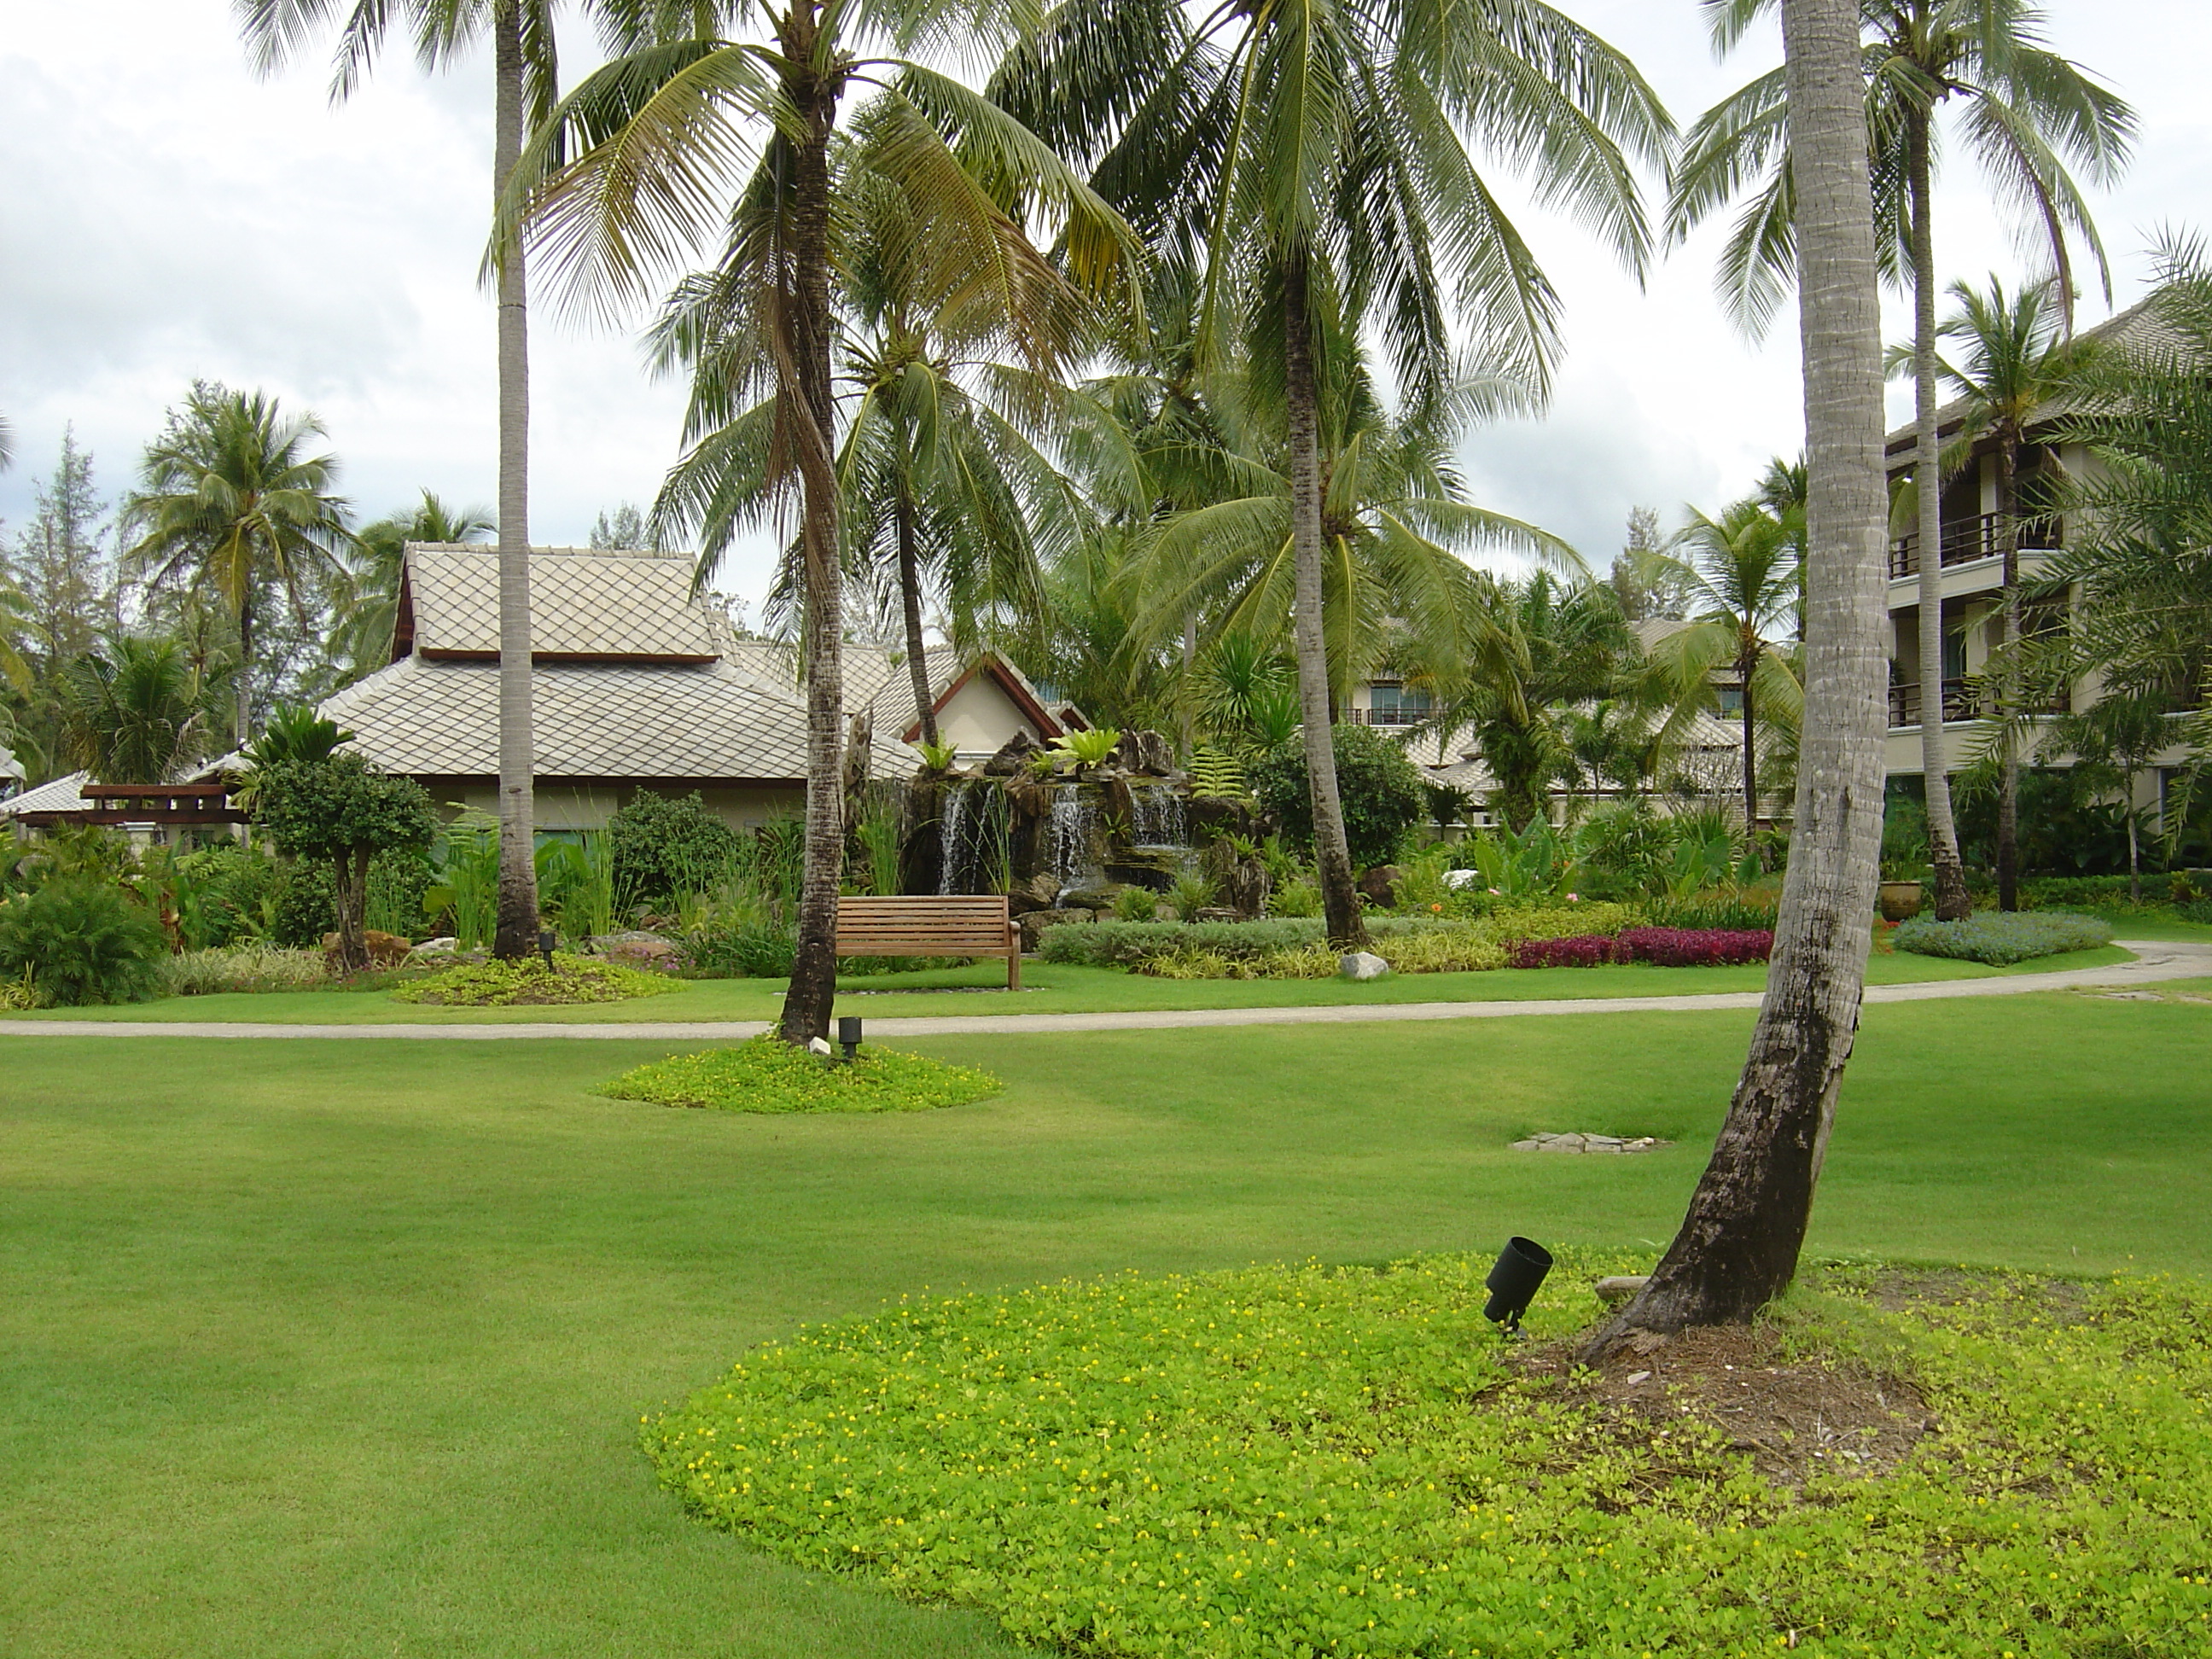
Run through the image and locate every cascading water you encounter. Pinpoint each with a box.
[1047,783,1100,894]
[1126,781,1189,852]
[937,777,1010,894]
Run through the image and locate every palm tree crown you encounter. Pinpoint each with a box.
[122,385,352,745]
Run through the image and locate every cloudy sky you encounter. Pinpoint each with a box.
[3,0,2206,615]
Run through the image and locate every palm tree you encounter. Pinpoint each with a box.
[1588,0,1894,1352]
[1646,499,1806,833]
[241,0,588,959]
[1413,573,1632,834]
[121,385,352,746]
[510,0,1138,1043]
[648,122,1108,751]
[334,492,497,682]
[1672,0,2133,923]
[58,637,219,784]
[1142,353,1576,736]
[1922,272,2075,909]
[996,0,1667,947]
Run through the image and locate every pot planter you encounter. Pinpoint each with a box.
[1878,880,1926,922]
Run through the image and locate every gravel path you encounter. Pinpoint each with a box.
[2,941,2204,1042]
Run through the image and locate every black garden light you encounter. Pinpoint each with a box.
[538,928,557,969]
[1483,1236,1554,1333]
[837,1016,864,1063]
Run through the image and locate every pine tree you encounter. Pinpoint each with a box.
[3,430,115,780]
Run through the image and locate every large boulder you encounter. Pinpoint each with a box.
[981,731,1044,776]
[1358,864,1403,909]
[1339,951,1391,982]
[1020,909,1091,952]
[1113,728,1177,777]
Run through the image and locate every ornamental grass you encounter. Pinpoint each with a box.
[391,952,683,1006]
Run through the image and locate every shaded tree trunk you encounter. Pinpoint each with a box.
[1739,652,1760,833]
[491,4,541,959]
[777,12,848,1045]
[1585,0,1889,1355]
[236,589,255,746]
[333,846,370,975]
[896,479,937,748]
[1282,250,1367,951]
[1908,114,1973,922]
[1994,431,2022,911]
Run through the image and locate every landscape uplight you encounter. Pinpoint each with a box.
[837,1016,864,1063]
[538,928,557,969]
[1483,1236,1553,1333]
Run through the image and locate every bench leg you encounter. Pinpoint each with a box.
[1007,943,1021,991]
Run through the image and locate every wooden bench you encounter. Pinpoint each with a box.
[835,895,1024,989]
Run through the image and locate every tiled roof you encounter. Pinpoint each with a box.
[0,771,90,818]
[402,544,718,661]
[323,656,918,783]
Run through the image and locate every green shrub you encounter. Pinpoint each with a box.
[602,1035,999,1113]
[1894,910,2115,965]
[2179,897,2212,926]
[160,945,329,997]
[1249,725,1427,868]
[1481,899,1638,942]
[1166,868,1215,923]
[0,879,167,1006]
[606,791,743,914]
[1041,917,1329,968]
[391,952,683,1006]
[0,966,43,1009]
[681,917,795,978]
[645,1256,2212,1659]
[1644,886,1779,932]
[1111,884,1161,923]
[270,859,338,948]
[1264,875,1321,917]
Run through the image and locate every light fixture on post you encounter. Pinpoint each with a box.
[538,928,556,969]
[1483,1236,1553,1334]
[837,1016,863,1063]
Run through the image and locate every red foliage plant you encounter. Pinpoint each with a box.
[1507,928,1774,969]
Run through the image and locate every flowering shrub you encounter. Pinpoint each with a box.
[1615,926,1773,967]
[602,1035,999,1114]
[645,1255,2212,1658]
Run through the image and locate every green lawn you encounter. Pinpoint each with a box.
[3,987,2209,1656]
[0,940,2149,1024]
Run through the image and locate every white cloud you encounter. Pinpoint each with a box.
[0,0,2204,619]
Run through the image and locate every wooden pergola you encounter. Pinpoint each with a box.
[9,783,245,830]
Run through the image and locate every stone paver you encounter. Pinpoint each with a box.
[0,941,2202,1042]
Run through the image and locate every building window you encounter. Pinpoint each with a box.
[1717,684,1745,716]
[1367,684,1432,725]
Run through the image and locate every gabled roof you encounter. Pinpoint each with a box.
[0,771,90,819]
[394,543,719,663]
[323,655,917,783]
[895,649,1086,744]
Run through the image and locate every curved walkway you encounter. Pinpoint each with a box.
[1,941,2204,1041]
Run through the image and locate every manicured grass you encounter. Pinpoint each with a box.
[3,988,2209,1655]
[0,941,2143,1023]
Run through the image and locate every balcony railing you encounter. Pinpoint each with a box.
[1889,680,2070,728]
[1348,705,1429,727]
[1889,512,2061,580]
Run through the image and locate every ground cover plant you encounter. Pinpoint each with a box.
[602,1036,1000,1114]
[645,1254,2212,1657]
[1894,911,2114,966]
[5,990,2212,1656]
[1509,928,1774,969]
[1043,904,1639,976]
[391,952,684,1006]
[158,944,332,997]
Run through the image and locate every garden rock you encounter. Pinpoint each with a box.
[981,731,1041,776]
[409,936,460,958]
[1339,951,1391,981]
[1020,910,1086,952]
[1113,728,1177,776]
[1593,1275,1650,1305]
[1511,1132,1672,1154]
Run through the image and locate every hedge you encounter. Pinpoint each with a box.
[1893,911,2114,966]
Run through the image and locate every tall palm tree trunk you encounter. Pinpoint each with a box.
[1994,433,2021,910]
[1908,115,1973,921]
[1282,251,1366,951]
[235,590,255,746]
[895,480,938,749]
[777,20,848,1045]
[1739,651,1759,832]
[1586,0,1889,1352]
[491,3,540,960]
